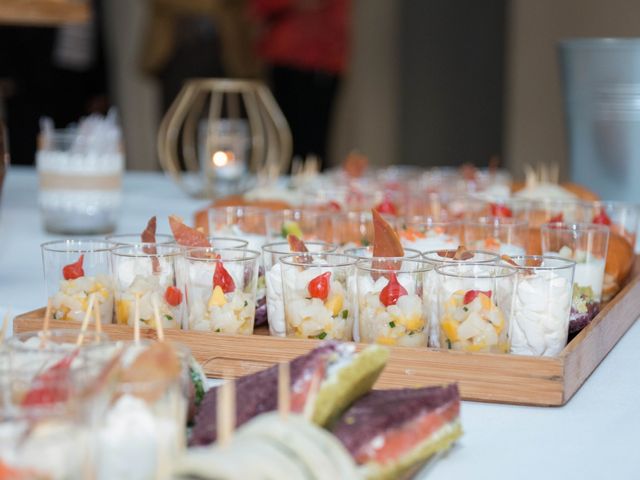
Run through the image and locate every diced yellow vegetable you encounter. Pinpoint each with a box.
[479,293,492,310]
[402,315,424,332]
[465,341,487,352]
[441,320,458,341]
[376,336,397,346]
[324,294,344,316]
[208,285,227,308]
[116,299,130,325]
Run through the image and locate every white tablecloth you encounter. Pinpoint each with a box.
[1,166,639,479]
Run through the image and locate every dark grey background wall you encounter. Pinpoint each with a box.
[399,0,507,167]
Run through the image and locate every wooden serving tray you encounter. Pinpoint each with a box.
[14,261,640,407]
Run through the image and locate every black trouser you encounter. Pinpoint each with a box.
[270,65,340,170]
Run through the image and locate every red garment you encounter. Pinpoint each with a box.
[251,0,349,74]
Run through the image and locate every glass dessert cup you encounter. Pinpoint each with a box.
[266,208,334,243]
[395,216,462,253]
[523,199,590,255]
[541,223,610,336]
[6,328,111,373]
[105,233,175,245]
[344,246,422,259]
[330,210,375,250]
[501,255,575,356]
[111,243,184,330]
[93,342,187,480]
[463,216,528,256]
[422,250,500,347]
[435,263,517,353]
[262,241,337,337]
[206,206,268,252]
[586,201,639,301]
[356,258,432,347]
[280,253,357,340]
[183,248,260,334]
[41,239,115,324]
[0,360,112,480]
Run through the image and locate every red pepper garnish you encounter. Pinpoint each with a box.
[375,198,398,216]
[489,203,513,218]
[308,272,331,300]
[62,255,84,280]
[213,262,235,293]
[164,285,183,306]
[549,213,564,223]
[379,273,408,307]
[463,290,492,305]
[592,209,612,226]
[327,201,342,212]
[22,350,79,406]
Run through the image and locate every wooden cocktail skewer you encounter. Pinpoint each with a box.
[302,372,320,421]
[94,297,102,338]
[216,373,236,448]
[76,293,96,346]
[278,361,290,421]
[0,309,10,344]
[133,293,141,345]
[38,299,53,349]
[151,296,165,342]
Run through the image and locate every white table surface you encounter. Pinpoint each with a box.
[1,166,639,480]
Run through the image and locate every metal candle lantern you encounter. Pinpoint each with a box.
[158,78,292,198]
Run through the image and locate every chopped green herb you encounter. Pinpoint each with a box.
[164,314,173,321]
[389,321,396,328]
[446,339,452,349]
[341,309,349,319]
[361,238,370,247]
[215,328,221,333]
[409,331,415,336]
[317,332,327,340]
[244,300,248,307]
[463,306,468,312]
[190,367,206,405]
[281,225,288,238]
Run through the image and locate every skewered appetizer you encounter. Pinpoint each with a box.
[358,210,429,347]
[190,343,388,446]
[51,254,113,323]
[114,217,182,329]
[332,384,462,480]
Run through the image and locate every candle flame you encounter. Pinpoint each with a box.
[212,150,235,167]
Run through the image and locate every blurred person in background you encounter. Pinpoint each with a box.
[250,0,351,169]
[142,0,261,112]
[0,1,108,165]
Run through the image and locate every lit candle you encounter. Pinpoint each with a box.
[211,150,243,180]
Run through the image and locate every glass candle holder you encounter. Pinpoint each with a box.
[463,216,528,256]
[111,244,184,330]
[37,127,124,234]
[330,211,375,250]
[396,216,462,253]
[501,256,575,356]
[105,233,175,245]
[280,253,357,340]
[94,342,187,480]
[356,258,432,347]
[586,201,639,300]
[262,241,337,337]
[42,239,114,324]
[435,263,517,353]
[266,209,334,243]
[183,248,260,334]
[422,249,500,347]
[540,223,610,335]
